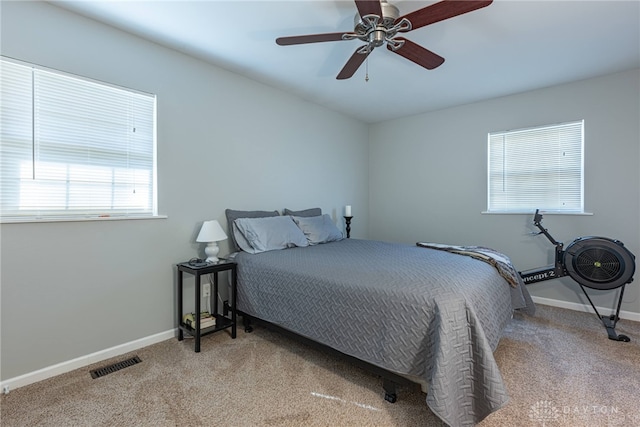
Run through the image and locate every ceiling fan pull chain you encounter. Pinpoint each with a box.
[365,56,369,82]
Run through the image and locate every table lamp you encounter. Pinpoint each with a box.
[196,220,228,262]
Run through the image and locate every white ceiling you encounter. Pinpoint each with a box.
[51,0,640,123]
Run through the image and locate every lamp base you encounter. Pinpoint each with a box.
[204,242,220,263]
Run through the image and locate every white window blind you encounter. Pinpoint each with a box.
[1,57,157,220]
[487,120,584,213]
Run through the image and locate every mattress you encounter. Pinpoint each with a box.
[234,238,534,426]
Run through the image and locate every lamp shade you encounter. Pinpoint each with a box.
[196,220,227,243]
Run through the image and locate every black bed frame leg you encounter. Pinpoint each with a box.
[242,314,254,333]
[382,378,398,403]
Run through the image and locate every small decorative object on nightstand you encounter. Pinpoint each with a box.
[344,205,353,239]
[176,259,237,352]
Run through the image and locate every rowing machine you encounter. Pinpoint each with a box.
[519,210,636,341]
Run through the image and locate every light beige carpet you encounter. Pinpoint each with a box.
[2,304,639,426]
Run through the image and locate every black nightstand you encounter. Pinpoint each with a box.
[176,259,237,352]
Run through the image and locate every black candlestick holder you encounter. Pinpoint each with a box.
[344,216,353,238]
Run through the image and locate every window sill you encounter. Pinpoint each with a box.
[0,215,168,224]
[481,211,593,216]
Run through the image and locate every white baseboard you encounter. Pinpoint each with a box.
[1,329,176,394]
[531,296,640,323]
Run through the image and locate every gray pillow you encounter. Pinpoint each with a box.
[225,209,279,252]
[233,216,309,254]
[283,207,321,217]
[292,214,344,245]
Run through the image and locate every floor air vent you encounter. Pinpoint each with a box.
[90,356,141,379]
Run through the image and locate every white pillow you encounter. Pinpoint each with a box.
[292,214,344,245]
[233,216,309,254]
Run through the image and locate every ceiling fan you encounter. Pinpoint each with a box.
[276,0,493,80]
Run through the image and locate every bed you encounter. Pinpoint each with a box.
[225,208,535,427]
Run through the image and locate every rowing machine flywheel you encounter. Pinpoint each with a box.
[564,237,636,290]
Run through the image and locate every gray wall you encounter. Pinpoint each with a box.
[369,68,640,316]
[0,1,369,380]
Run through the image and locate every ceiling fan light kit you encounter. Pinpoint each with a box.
[275,0,493,80]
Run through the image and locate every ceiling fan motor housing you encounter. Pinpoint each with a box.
[564,236,636,290]
[354,0,400,33]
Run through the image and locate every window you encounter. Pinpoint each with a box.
[487,120,584,213]
[0,57,157,221]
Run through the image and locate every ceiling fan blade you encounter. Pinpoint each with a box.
[276,33,347,46]
[337,48,370,80]
[387,38,445,70]
[397,0,493,31]
[354,0,383,18]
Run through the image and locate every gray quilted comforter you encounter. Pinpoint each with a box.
[234,238,534,426]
